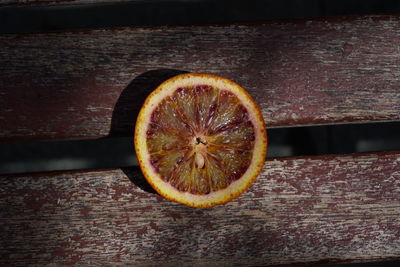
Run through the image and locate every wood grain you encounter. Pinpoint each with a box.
[1,151,399,266]
[1,16,400,141]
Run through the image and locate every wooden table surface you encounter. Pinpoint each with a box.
[1,151,400,266]
[0,14,400,266]
[1,15,400,141]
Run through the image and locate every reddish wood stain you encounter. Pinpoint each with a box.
[136,226,148,238]
[0,151,399,265]
[79,207,92,216]
[1,16,400,141]
[1,12,399,266]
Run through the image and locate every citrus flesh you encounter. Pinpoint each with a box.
[135,73,267,208]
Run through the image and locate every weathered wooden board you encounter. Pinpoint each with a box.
[1,151,399,266]
[1,16,400,141]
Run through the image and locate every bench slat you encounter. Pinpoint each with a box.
[1,151,399,265]
[1,16,400,141]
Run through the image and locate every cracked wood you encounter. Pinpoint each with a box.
[1,15,400,141]
[1,151,399,266]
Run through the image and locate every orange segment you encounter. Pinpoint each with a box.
[134,73,267,208]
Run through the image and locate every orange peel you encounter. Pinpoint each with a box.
[134,73,267,208]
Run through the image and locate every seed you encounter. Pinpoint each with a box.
[195,152,205,169]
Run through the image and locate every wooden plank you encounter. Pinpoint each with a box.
[1,16,400,141]
[0,151,399,265]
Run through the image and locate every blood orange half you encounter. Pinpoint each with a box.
[134,73,267,208]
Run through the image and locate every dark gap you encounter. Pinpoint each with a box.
[1,121,399,175]
[313,260,400,267]
[268,121,400,157]
[2,0,400,33]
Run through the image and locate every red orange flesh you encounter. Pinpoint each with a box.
[134,73,267,208]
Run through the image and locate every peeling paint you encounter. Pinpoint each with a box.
[0,151,399,265]
[1,16,400,141]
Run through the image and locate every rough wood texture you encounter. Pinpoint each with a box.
[1,15,400,141]
[0,151,399,266]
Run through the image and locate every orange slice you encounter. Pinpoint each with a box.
[134,73,267,208]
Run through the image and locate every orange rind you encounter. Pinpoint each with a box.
[134,73,267,208]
